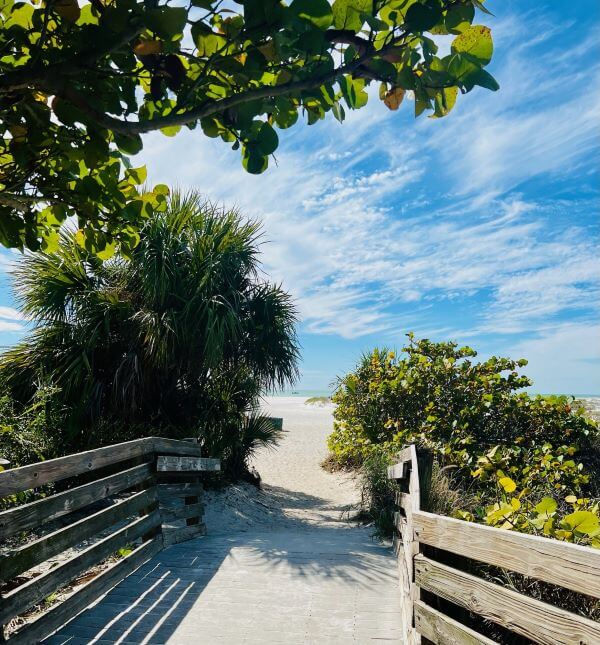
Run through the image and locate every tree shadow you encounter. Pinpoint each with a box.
[44,485,398,644]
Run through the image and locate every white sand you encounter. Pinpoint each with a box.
[203,397,360,534]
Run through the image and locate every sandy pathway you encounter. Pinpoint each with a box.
[203,397,360,533]
[48,398,403,644]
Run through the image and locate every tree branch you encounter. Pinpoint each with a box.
[43,32,408,136]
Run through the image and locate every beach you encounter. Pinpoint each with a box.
[204,397,360,535]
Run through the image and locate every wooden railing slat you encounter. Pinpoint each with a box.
[160,502,204,523]
[415,554,600,645]
[156,456,220,472]
[414,600,496,645]
[152,438,202,457]
[8,536,163,645]
[0,463,154,541]
[0,488,158,583]
[157,482,203,497]
[387,461,407,480]
[0,438,154,498]
[0,510,161,625]
[413,510,600,598]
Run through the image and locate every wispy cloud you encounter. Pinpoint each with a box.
[0,306,24,321]
[133,4,600,391]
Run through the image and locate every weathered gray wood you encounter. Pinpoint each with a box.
[414,601,496,645]
[415,555,600,645]
[0,511,161,625]
[8,536,163,645]
[387,461,407,480]
[0,463,153,541]
[152,438,202,457]
[0,439,154,499]
[413,510,600,598]
[157,482,203,497]
[390,445,421,645]
[156,456,220,472]
[0,488,158,582]
[160,502,204,523]
[162,523,206,547]
[265,417,283,431]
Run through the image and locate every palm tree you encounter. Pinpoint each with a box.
[0,191,299,469]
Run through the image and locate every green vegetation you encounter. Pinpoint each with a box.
[0,191,299,481]
[0,0,498,254]
[328,335,600,547]
[0,386,61,509]
[305,396,331,405]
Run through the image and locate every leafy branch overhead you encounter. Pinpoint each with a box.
[0,0,498,254]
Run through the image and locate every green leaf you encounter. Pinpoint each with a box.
[498,476,516,493]
[125,166,147,185]
[331,101,345,123]
[563,511,600,536]
[404,0,443,32]
[161,125,182,137]
[7,3,34,28]
[332,0,371,32]
[290,0,333,29]
[445,4,474,34]
[191,23,226,56]
[41,230,60,253]
[466,68,499,91]
[256,122,279,155]
[96,241,116,260]
[431,86,457,118]
[114,133,143,156]
[340,76,368,109]
[534,497,557,516]
[145,7,188,40]
[451,25,493,66]
[242,145,268,174]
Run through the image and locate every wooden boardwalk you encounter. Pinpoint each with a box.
[44,527,402,644]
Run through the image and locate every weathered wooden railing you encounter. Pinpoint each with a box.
[388,445,600,644]
[0,437,220,644]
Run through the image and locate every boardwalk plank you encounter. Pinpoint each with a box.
[10,537,162,645]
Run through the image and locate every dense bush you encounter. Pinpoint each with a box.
[329,334,600,547]
[0,386,62,509]
[0,192,299,480]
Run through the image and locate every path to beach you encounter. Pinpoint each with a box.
[47,398,402,644]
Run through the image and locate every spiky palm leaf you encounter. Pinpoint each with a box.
[0,191,299,453]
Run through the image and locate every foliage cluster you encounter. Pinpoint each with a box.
[0,385,62,509]
[329,334,600,547]
[0,0,498,253]
[0,192,299,480]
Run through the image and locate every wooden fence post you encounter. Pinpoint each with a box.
[388,445,434,644]
[155,447,220,546]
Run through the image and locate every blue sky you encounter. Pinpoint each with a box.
[0,0,599,394]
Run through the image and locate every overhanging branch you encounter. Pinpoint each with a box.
[44,33,408,136]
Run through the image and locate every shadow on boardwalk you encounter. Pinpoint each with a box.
[45,485,401,644]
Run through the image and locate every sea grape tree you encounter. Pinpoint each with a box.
[0,0,498,254]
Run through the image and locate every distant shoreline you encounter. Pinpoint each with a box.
[270,391,600,398]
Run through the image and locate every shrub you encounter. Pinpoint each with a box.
[0,192,299,480]
[329,334,600,547]
[0,385,62,509]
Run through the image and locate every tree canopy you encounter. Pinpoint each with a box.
[0,191,299,450]
[0,0,498,254]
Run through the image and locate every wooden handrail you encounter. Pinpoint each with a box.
[0,437,220,644]
[388,444,600,645]
[0,437,205,498]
